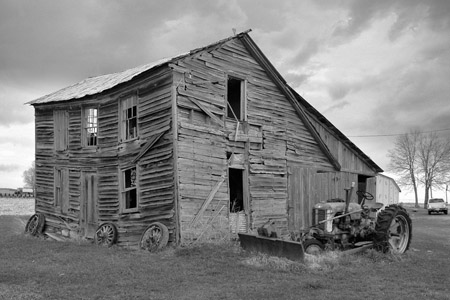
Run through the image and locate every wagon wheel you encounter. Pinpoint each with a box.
[25,213,45,236]
[94,223,118,247]
[140,222,169,252]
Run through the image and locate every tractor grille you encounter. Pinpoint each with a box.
[314,209,326,230]
[313,208,333,232]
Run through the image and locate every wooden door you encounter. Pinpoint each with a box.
[80,172,98,238]
[288,167,311,232]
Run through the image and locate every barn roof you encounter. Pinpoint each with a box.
[26,58,176,105]
[290,88,384,173]
[27,30,252,105]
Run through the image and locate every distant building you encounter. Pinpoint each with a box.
[367,174,401,205]
[0,188,16,197]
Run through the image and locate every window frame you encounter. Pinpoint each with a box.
[119,94,138,142]
[226,76,247,121]
[120,166,139,213]
[82,107,99,148]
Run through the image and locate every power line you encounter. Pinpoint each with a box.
[347,128,450,138]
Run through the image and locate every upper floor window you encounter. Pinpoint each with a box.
[54,110,68,151]
[83,108,98,147]
[120,95,137,141]
[227,77,246,121]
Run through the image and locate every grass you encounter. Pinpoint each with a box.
[1,207,449,299]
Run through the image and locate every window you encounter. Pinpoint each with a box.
[83,108,98,147]
[54,110,68,151]
[121,167,138,212]
[120,95,137,141]
[227,77,246,120]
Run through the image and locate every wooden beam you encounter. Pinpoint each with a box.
[187,97,223,126]
[190,174,226,226]
[132,131,166,164]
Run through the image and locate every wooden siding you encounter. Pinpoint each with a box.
[287,166,358,231]
[308,117,377,175]
[173,38,336,238]
[33,66,177,247]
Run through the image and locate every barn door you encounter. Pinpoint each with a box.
[288,167,312,232]
[80,171,98,238]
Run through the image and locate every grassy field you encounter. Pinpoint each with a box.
[0,197,34,215]
[1,204,449,299]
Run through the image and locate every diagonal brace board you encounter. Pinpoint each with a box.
[132,130,167,164]
[190,174,226,226]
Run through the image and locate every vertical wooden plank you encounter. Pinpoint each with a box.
[172,70,182,244]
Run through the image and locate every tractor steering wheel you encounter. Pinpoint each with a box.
[356,191,374,201]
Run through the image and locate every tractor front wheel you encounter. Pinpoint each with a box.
[303,239,325,255]
[374,205,412,254]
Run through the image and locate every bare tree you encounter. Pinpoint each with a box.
[417,133,450,208]
[387,131,420,207]
[22,161,35,190]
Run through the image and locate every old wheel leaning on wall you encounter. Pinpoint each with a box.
[373,205,412,254]
[24,213,45,236]
[94,223,118,247]
[139,222,169,252]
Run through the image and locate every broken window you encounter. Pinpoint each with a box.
[54,110,68,151]
[121,167,138,212]
[83,108,98,147]
[121,95,138,141]
[227,77,246,120]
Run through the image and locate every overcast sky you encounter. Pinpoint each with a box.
[1,0,449,199]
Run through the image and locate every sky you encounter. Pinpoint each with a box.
[1,0,450,200]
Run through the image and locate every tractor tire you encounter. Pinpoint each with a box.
[373,205,412,254]
[303,239,325,255]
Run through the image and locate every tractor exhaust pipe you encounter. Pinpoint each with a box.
[344,182,355,215]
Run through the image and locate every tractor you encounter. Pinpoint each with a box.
[296,185,412,255]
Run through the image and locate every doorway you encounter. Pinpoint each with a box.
[229,168,244,213]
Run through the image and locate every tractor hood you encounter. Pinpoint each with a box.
[314,201,361,215]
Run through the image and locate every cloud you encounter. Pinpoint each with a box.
[333,0,450,42]
[0,164,20,173]
[0,85,35,126]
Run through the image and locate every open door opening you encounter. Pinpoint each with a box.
[228,167,248,233]
[229,168,244,213]
[357,175,371,204]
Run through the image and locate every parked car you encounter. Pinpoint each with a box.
[427,198,448,215]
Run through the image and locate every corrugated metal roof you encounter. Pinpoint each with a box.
[26,57,181,105]
[27,30,253,106]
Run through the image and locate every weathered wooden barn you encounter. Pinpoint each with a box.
[27,30,383,248]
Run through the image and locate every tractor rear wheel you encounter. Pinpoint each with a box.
[303,239,325,255]
[374,205,412,254]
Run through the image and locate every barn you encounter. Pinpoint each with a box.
[367,174,401,205]
[26,30,383,249]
